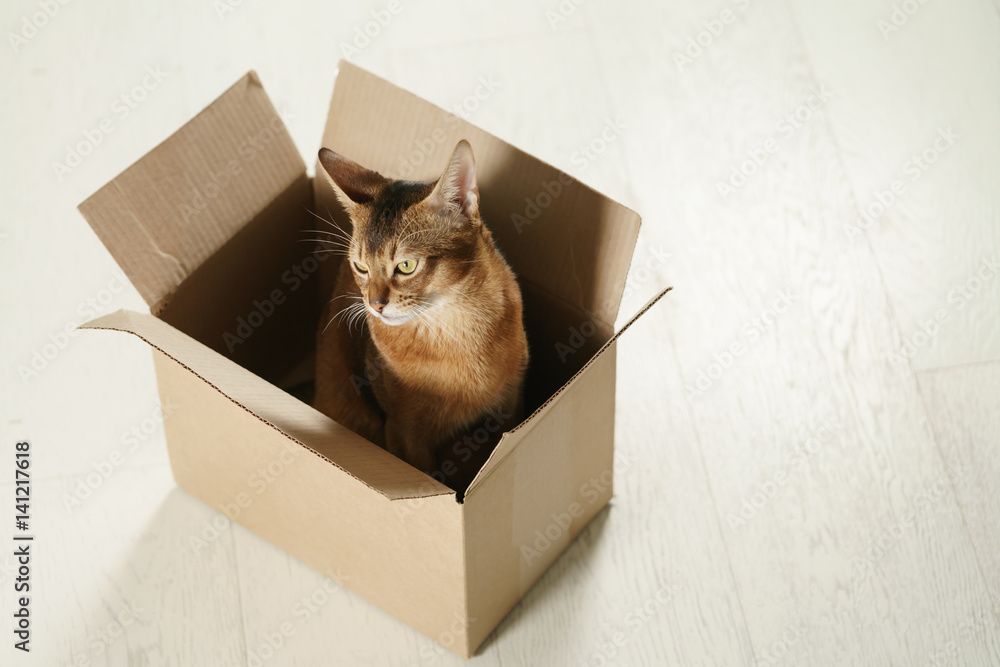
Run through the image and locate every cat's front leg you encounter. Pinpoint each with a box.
[384,417,437,474]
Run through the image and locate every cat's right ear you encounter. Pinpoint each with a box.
[317,148,386,215]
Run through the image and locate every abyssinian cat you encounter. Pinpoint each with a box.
[313,140,529,487]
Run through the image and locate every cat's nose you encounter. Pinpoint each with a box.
[370,299,386,313]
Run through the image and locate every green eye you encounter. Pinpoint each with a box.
[396,259,418,274]
[353,261,369,274]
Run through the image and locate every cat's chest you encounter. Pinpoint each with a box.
[370,332,493,395]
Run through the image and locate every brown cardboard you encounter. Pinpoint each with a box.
[79,73,306,313]
[78,64,671,658]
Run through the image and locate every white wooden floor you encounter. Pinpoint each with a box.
[2,0,999,664]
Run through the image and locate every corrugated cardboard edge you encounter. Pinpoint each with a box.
[465,286,674,496]
[79,309,453,501]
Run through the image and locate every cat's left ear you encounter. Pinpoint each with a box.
[317,147,387,216]
[426,140,479,220]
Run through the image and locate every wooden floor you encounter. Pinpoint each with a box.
[1,0,998,664]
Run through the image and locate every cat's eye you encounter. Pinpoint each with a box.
[396,259,418,275]
[353,261,369,274]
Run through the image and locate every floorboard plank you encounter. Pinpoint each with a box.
[790,0,1000,371]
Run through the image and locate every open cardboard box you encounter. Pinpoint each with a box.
[78,62,670,658]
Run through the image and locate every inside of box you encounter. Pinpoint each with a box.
[83,66,639,498]
[157,173,320,390]
[156,174,610,481]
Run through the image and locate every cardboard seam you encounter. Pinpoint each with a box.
[466,286,673,495]
[459,493,472,657]
[84,323,454,502]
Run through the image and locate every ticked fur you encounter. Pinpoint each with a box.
[313,141,529,486]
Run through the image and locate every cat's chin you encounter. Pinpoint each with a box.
[369,311,416,327]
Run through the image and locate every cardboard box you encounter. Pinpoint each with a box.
[78,62,670,658]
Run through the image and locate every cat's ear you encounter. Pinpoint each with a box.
[426,140,479,220]
[317,148,386,214]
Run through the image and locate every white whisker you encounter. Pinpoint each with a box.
[350,304,369,334]
[328,293,362,305]
[398,227,434,245]
[299,237,351,248]
[311,249,348,257]
[302,228,353,243]
[418,306,459,342]
[304,208,354,241]
[323,208,355,239]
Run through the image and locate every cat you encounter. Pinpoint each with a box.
[313,140,529,486]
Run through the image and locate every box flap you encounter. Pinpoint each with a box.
[80,309,452,501]
[320,61,641,328]
[465,286,673,497]
[78,72,306,312]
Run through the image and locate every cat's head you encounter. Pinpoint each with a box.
[318,140,485,327]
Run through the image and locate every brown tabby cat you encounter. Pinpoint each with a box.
[313,140,528,484]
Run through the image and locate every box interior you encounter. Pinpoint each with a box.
[156,188,614,416]
[79,64,643,498]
